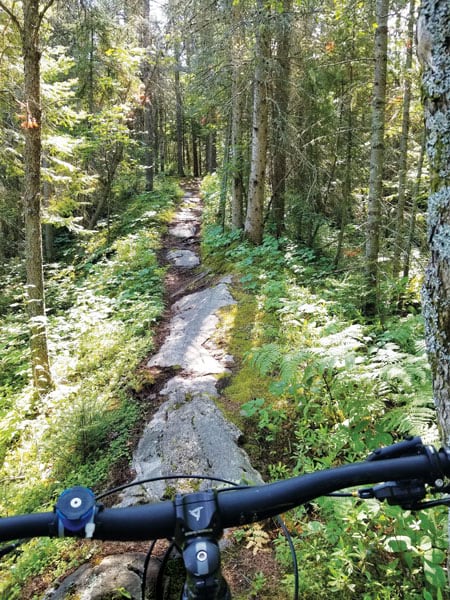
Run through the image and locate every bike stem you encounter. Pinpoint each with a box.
[175,490,231,600]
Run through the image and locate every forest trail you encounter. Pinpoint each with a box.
[44,181,263,599]
[120,180,262,506]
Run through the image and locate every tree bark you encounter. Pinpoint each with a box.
[364,0,389,316]
[22,0,53,394]
[244,0,270,245]
[392,0,415,280]
[139,0,154,192]
[270,0,292,238]
[230,0,245,230]
[419,0,450,443]
[174,41,185,178]
[403,133,425,279]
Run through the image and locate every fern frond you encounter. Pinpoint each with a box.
[381,395,437,438]
[248,343,282,376]
[279,350,311,385]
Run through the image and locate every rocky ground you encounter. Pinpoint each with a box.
[42,183,281,600]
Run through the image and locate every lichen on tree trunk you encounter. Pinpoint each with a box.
[419,0,450,442]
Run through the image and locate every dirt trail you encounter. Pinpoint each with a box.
[120,181,262,506]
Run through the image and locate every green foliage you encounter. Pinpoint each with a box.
[201,203,443,597]
[0,178,179,596]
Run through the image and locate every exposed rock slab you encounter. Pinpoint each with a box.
[166,249,200,268]
[43,553,159,600]
[119,376,263,506]
[147,280,236,375]
[169,221,197,239]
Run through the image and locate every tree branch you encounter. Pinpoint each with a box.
[0,1,23,35]
[38,0,57,28]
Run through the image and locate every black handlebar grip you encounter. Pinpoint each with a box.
[0,512,55,542]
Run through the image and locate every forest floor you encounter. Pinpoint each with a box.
[41,180,284,600]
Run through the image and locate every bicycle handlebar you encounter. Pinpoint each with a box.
[1,440,449,545]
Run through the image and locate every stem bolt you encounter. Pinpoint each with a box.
[197,550,208,562]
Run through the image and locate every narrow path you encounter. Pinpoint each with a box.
[44,182,263,599]
[120,183,262,505]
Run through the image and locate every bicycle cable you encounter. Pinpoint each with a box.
[96,474,299,600]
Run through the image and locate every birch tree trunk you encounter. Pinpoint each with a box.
[364,0,389,316]
[419,1,450,443]
[244,0,270,245]
[140,0,154,192]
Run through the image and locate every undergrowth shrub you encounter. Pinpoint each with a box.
[200,175,443,599]
[0,177,179,597]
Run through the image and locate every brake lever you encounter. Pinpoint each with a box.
[358,478,450,510]
[366,436,424,462]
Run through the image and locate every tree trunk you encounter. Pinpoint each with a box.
[139,0,154,192]
[206,129,217,174]
[244,0,270,245]
[144,99,154,192]
[270,0,292,238]
[403,133,425,279]
[230,0,245,230]
[192,119,200,178]
[392,0,415,280]
[419,0,450,443]
[364,0,389,317]
[174,42,185,178]
[22,0,53,395]
[159,103,166,173]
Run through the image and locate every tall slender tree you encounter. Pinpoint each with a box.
[392,0,415,280]
[245,0,271,245]
[0,0,55,395]
[270,0,292,238]
[364,0,390,316]
[174,39,185,178]
[229,0,246,230]
[139,0,155,192]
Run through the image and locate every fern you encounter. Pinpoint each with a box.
[279,350,312,385]
[381,395,438,441]
[247,343,282,376]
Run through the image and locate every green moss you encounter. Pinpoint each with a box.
[215,286,278,433]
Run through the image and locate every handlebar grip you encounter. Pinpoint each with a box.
[0,501,177,543]
[0,512,55,542]
[216,449,450,526]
